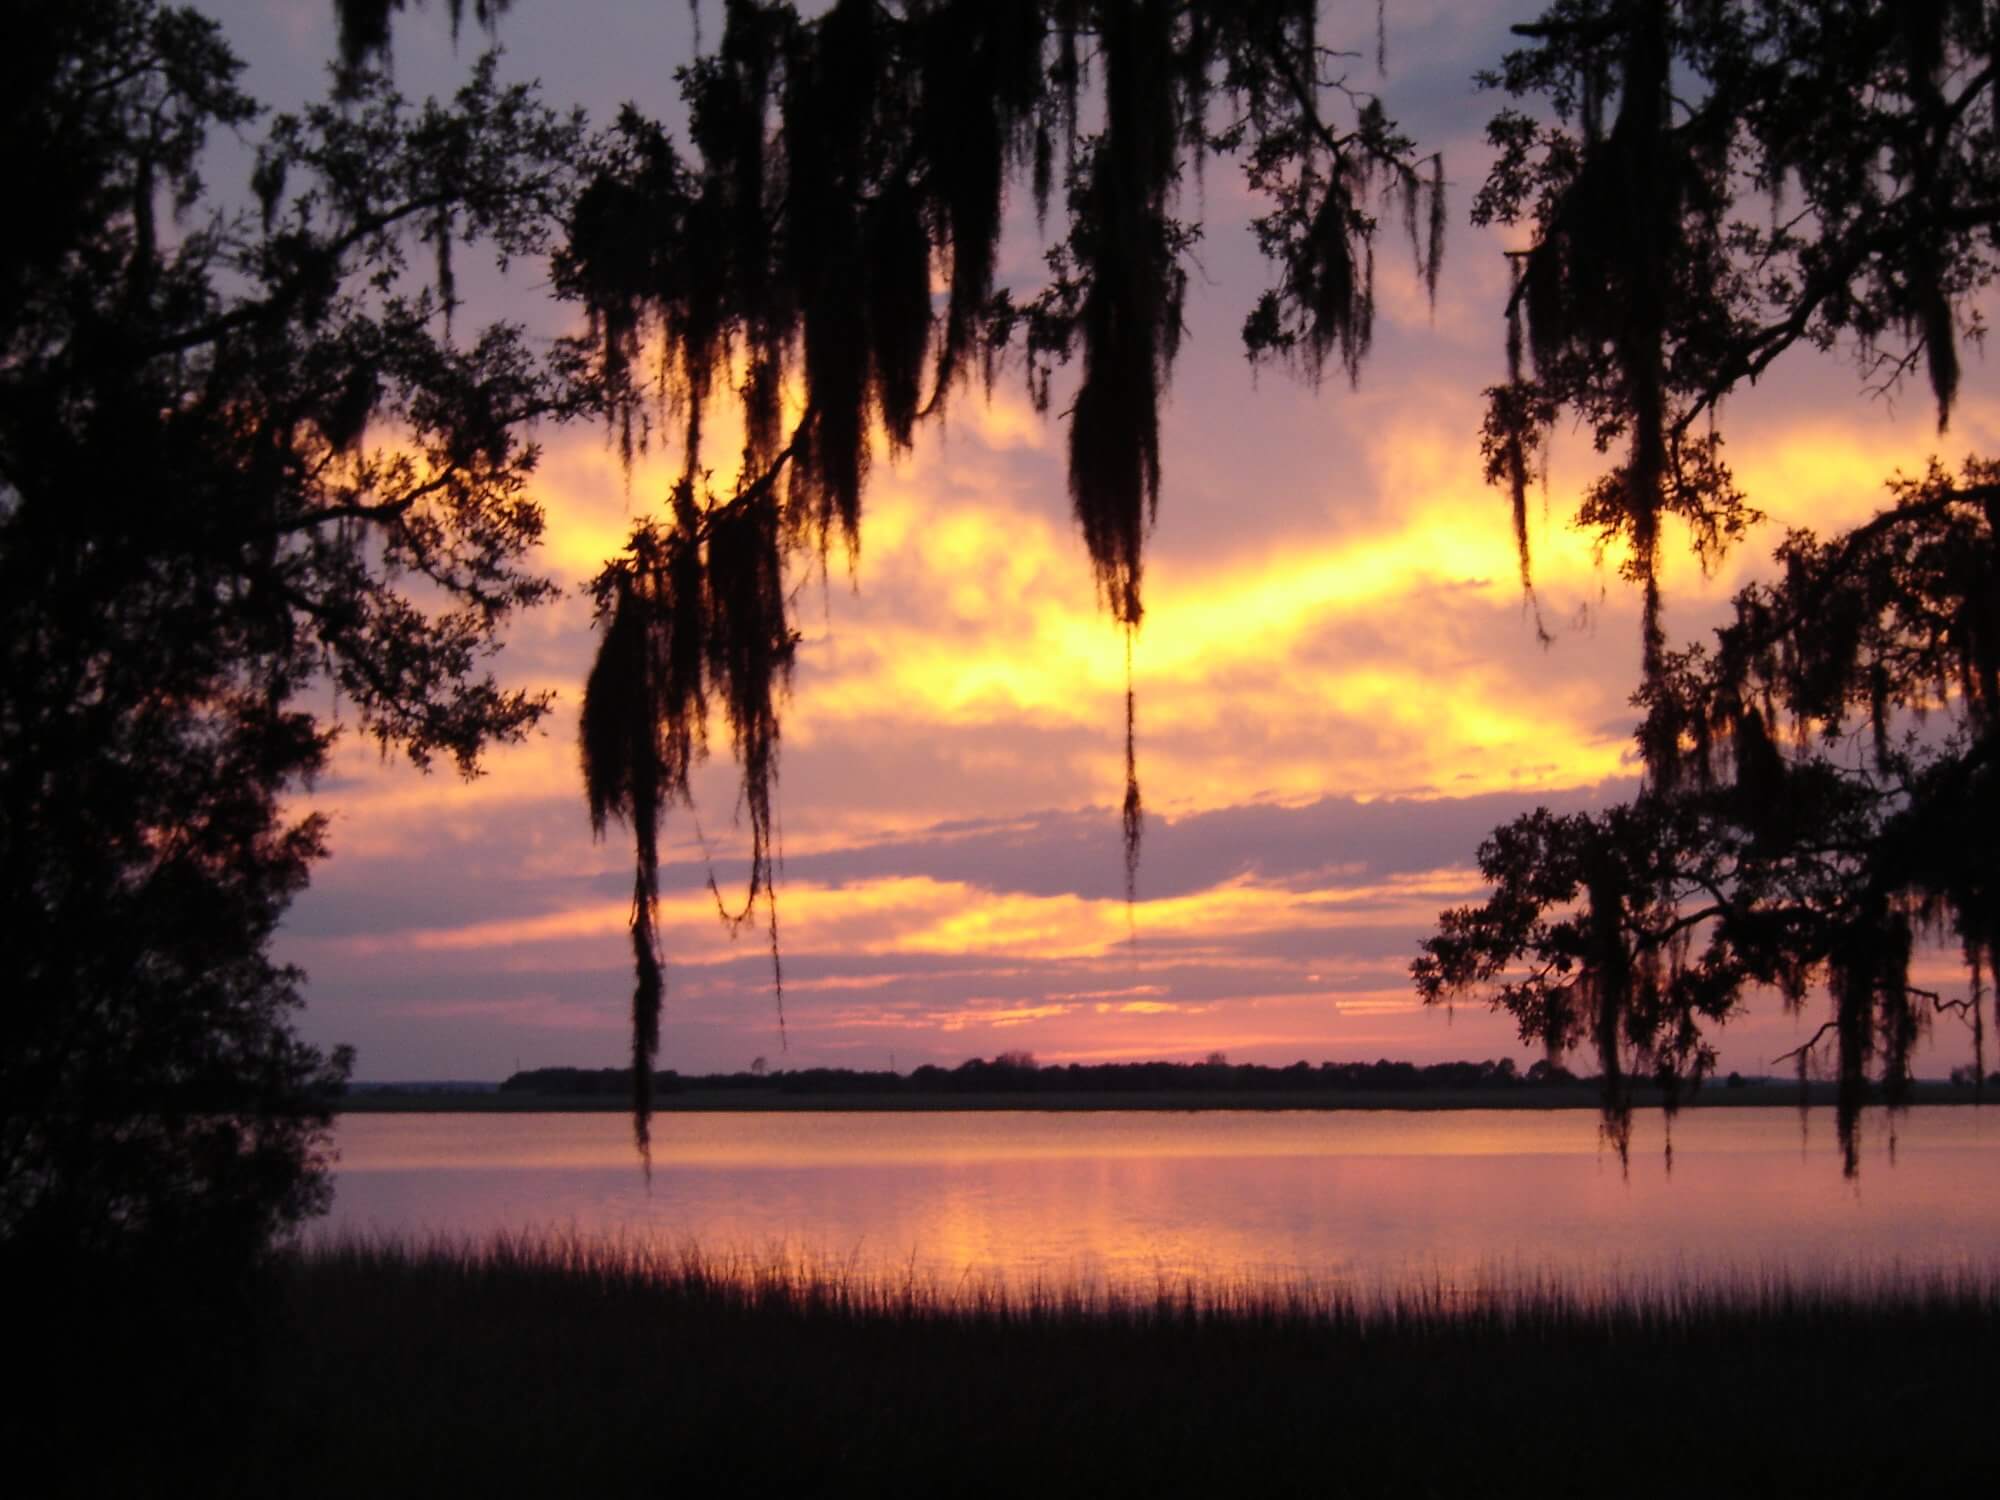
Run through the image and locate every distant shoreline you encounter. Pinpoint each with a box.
[335,1081,1991,1113]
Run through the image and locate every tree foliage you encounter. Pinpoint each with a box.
[1420,1,1999,1171]
[1473,0,1996,667]
[0,0,587,1262]
[332,0,515,79]
[1418,465,1998,1171]
[518,0,1445,1149]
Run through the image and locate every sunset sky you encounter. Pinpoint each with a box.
[213,1,1998,1081]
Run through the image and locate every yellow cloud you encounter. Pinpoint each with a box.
[311,863,1475,981]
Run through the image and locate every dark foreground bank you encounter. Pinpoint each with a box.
[16,1238,1994,1498]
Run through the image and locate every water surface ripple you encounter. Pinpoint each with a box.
[319,1107,2000,1294]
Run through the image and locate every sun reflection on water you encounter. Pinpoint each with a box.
[322,1108,2000,1296]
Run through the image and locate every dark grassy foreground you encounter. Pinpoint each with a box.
[18,1238,1994,1499]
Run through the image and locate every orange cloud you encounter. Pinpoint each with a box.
[276,110,1993,1083]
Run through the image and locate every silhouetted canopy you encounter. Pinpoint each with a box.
[333,1,1999,1174]
[3,0,587,1258]
[520,0,1442,1152]
[1422,0,1999,1171]
[1476,0,1996,679]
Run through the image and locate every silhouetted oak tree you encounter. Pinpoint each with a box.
[0,0,587,1262]
[1417,1,1998,1170]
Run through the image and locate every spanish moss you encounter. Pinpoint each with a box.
[1123,627,1142,909]
[551,1,1442,1146]
[1418,463,2000,1173]
[1481,0,1988,730]
[331,0,514,79]
[1065,0,1181,630]
[1459,2,1999,1162]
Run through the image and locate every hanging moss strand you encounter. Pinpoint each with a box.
[552,1,1442,1152]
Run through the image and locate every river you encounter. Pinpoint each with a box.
[318,1106,2000,1296]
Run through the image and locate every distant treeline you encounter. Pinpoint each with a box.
[499,1055,1610,1097]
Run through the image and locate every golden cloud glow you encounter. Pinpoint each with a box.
[311,866,1476,998]
[279,174,1993,1080]
[770,409,1641,811]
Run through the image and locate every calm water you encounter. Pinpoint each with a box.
[320,1107,2000,1295]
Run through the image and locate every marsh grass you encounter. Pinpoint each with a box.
[19,1232,1996,1498]
[296,1226,2000,1333]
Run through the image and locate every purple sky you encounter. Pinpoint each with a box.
[200,2,1998,1079]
